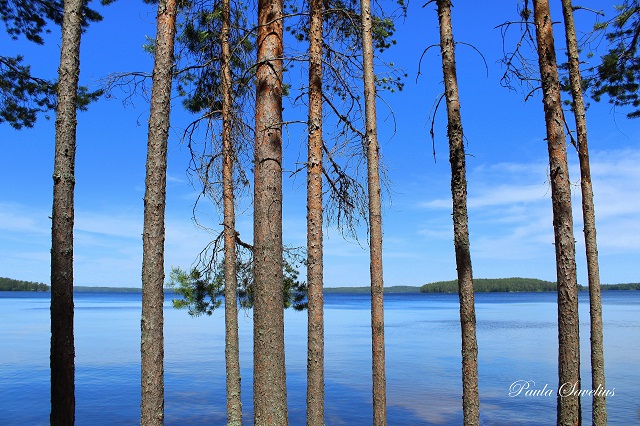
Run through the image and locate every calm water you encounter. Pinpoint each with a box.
[1,291,639,425]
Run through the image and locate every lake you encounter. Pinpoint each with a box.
[1,290,638,425]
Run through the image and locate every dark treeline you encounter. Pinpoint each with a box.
[421,278,558,293]
[0,277,49,291]
[2,278,638,293]
[602,283,640,291]
[421,278,640,293]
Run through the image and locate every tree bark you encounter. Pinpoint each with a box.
[50,0,82,422]
[360,0,387,424]
[434,1,480,424]
[221,0,243,422]
[532,1,582,424]
[306,0,325,423]
[140,0,177,424]
[253,0,287,423]
[560,1,606,424]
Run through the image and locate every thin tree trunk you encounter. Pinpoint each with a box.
[434,1,480,424]
[50,0,82,422]
[360,0,387,424]
[560,1,606,424]
[306,0,325,422]
[253,0,287,423]
[221,0,242,422]
[140,0,177,423]
[532,1,582,424]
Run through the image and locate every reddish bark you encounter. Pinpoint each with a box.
[140,0,177,423]
[306,0,325,423]
[221,0,242,422]
[360,0,387,424]
[220,0,242,426]
[532,1,582,424]
[253,0,288,423]
[560,0,606,424]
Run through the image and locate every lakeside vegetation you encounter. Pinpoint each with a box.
[421,278,640,293]
[0,277,48,292]
[602,283,640,290]
[1,277,639,293]
[421,278,560,293]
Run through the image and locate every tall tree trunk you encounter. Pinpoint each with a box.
[140,0,177,423]
[434,1,480,424]
[560,1,606,424]
[50,0,82,422]
[306,0,325,423]
[221,0,242,422]
[253,0,287,423]
[360,0,387,424]
[532,1,582,424]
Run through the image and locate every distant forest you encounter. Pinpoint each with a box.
[420,278,640,293]
[1,276,638,293]
[0,277,49,292]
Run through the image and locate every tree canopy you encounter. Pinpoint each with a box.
[0,0,109,129]
[590,1,640,118]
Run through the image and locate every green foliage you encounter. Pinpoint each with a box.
[589,1,640,118]
[168,255,308,316]
[0,0,111,43]
[232,255,307,311]
[167,267,223,316]
[602,283,640,290]
[287,0,400,52]
[420,277,562,293]
[283,259,307,310]
[176,4,254,115]
[0,55,105,129]
[283,0,406,94]
[0,0,110,128]
[0,55,56,129]
[0,277,48,291]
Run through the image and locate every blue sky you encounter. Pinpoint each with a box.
[1,0,638,287]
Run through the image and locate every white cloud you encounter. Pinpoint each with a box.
[75,210,143,239]
[411,148,640,283]
[0,202,50,236]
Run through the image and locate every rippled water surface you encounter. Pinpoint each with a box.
[1,290,638,425]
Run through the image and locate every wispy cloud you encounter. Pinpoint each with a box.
[411,148,640,282]
[0,202,50,236]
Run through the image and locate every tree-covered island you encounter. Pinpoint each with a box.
[420,278,640,293]
[0,277,49,292]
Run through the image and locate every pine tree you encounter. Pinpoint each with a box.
[306,0,325,422]
[220,0,242,422]
[432,0,480,423]
[360,0,387,423]
[49,0,84,421]
[140,0,178,423]
[0,0,106,129]
[531,1,582,424]
[253,0,288,423]
[590,1,640,118]
[560,0,606,423]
